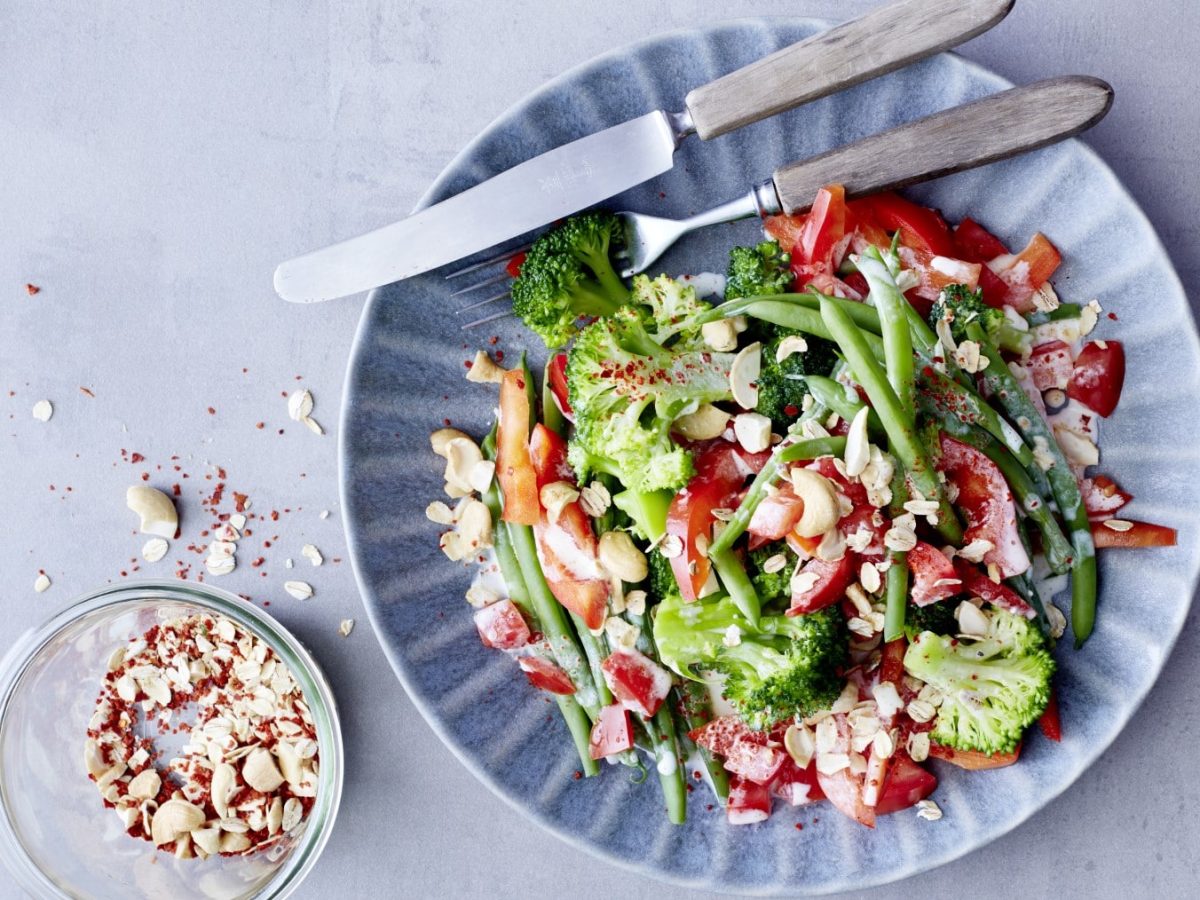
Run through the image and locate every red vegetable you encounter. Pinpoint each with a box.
[952,217,1010,262]
[907,542,962,607]
[473,599,531,650]
[770,757,824,806]
[993,232,1061,311]
[928,742,1021,770]
[1038,689,1062,742]
[851,192,956,257]
[937,434,1030,578]
[689,714,760,757]
[874,755,938,814]
[589,704,634,760]
[722,738,786,786]
[787,553,856,616]
[953,559,1036,619]
[1080,474,1132,521]
[747,483,806,541]
[1028,340,1075,392]
[601,648,672,717]
[1068,340,1125,417]
[547,352,572,415]
[1092,519,1177,548]
[516,656,575,695]
[497,369,539,524]
[726,776,772,825]
[795,184,847,271]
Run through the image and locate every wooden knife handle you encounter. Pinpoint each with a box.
[685,0,1014,141]
[770,76,1113,213]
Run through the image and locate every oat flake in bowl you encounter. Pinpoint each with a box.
[87,613,319,859]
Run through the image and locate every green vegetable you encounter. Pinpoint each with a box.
[631,272,714,347]
[967,321,1097,646]
[654,591,848,731]
[755,333,839,431]
[902,599,957,640]
[725,239,794,301]
[510,211,630,348]
[804,374,885,439]
[612,488,672,542]
[929,283,1033,356]
[904,608,1055,754]
[819,296,962,544]
[566,305,734,492]
[747,542,792,608]
[1026,302,1081,326]
[675,680,730,803]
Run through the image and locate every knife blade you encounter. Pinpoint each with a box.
[275,0,1014,303]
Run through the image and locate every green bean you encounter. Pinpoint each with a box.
[820,297,962,544]
[675,680,730,803]
[710,545,762,627]
[804,375,885,439]
[628,604,687,823]
[1026,302,1082,326]
[966,322,1097,646]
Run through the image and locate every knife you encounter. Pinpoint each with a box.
[275,0,1015,303]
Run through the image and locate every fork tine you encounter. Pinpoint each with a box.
[449,270,511,297]
[456,289,511,313]
[461,310,515,330]
[444,243,532,280]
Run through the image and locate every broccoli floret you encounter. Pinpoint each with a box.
[903,601,957,640]
[647,549,682,607]
[565,306,734,492]
[903,607,1054,755]
[747,542,792,607]
[928,283,1031,356]
[725,240,794,300]
[630,273,714,347]
[653,591,848,731]
[510,211,631,348]
[754,334,839,431]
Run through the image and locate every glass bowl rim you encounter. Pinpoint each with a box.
[0,579,345,899]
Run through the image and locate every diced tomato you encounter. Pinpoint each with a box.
[1092,519,1177,548]
[528,423,575,490]
[601,648,672,718]
[897,245,981,303]
[727,776,772,825]
[667,442,770,601]
[937,434,1031,578]
[879,638,907,688]
[1080,474,1132,521]
[817,766,875,828]
[991,232,1060,311]
[689,714,760,757]
[808,456,869,508]
[842,270,870,298]
[1038,689,1062,742]
[504,250,527,279]
[747,483,806,541]
[787,553,856,616]
[723,738,786,786]
[953,217,1010,262]
[786,529,821,558]
[852,193,956,257]
[795,185,847,269]
[1028,340,1075,392]
[928,742,1021,769]
[907,542,962,606]
[874,754,938,814]
[473,599,531,650]
[497,369,539,525]
[516,656,575,695]
[589,704,634,760]
[1068,340,1125,417]
[547,352,571,416]
[770,757,824,806]
[837,505,886,560]
[953,559,1035,619]
[976,264,1012,308]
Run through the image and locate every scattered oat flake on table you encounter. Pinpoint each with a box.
[31,400,53,422]
[284,580,314,600]
[338,619,355,637]
[302,416,324,435]
[301,544,323,567]
[319,510,330,520]
[142,537,169,563]
[34,573,51,593]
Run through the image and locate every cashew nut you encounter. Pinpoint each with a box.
[539,481,580,525]
[126,485,178,539]
[789,468,841,538]
[701,319,738,352]
[465,350,506,384]
[673,403,730,441]
[729,342,761,410]
[430,427,471,457]
[127,768,161,801]
[443,437,484,493]
[150,799,205,847]
[598,531,649,584]
[242,746,284,793]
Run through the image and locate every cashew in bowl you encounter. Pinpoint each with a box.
[789,468,840,538]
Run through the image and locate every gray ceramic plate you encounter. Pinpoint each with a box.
[340,18,1200,895]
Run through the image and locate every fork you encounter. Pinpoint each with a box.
[452,76,1112,329]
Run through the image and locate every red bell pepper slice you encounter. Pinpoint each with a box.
[1038,689,1062,742]
[907,541,962,607]
[1092,519,1177,548]
[516,656,576,695]
[874,753,938,814]
[497,369,540,525]
[953,217,1010,262]
[928,742,1021,770]
[851,192,956,257]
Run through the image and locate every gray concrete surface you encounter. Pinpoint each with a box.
[3,1,1197,897]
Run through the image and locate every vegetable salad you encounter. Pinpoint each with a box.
[426,185,1176,828]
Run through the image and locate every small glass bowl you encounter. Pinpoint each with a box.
[0,581,344,899]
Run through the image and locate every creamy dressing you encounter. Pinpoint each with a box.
[677,271,726,299]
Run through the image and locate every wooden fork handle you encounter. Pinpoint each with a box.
[769,76,1113,214]
[685,0,1014,141]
